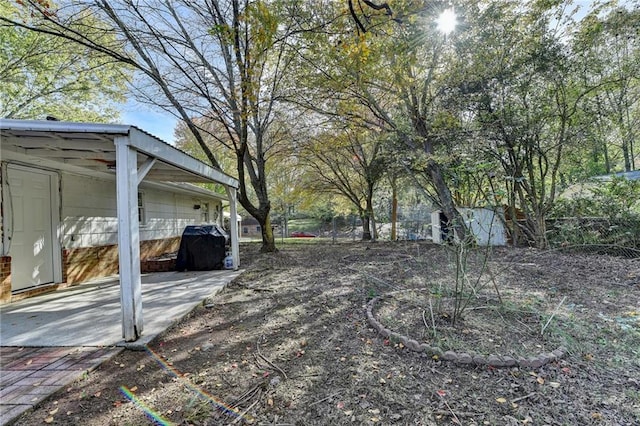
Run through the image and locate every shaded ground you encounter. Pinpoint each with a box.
[12,241,640,425]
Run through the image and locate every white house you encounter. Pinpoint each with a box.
[0,119,240,341]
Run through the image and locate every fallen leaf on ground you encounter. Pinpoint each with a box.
[44,416,54,424]
[496,397,507,403]
[436,389,446,397]
[49,408,58,415]
[549,382,561,388]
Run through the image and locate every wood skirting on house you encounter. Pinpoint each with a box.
[0,237,181,304]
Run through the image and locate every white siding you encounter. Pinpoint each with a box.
[460,208,507,246]
[61,173,222,249]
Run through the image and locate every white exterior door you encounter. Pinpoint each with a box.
[6,166,57,291]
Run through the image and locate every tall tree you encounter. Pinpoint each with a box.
[0,1,128,120]
[300,125,387,240]
[289,0,470,241]
[2,0,296,252]
[574,4,640,173]
[448,1,588,248]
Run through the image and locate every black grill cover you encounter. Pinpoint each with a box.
[176,225,228,271]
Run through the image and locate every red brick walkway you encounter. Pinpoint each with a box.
[0,346,122,425]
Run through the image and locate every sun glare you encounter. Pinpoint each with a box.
[436,8,457,35]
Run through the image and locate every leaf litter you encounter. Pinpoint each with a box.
[12,242,640,425]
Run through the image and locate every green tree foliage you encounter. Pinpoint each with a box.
[573,4,640,174]
[288,0,471,241]
[6,0,638,251]
[0,1,128,121]
[299,125,387,240]
[444,1,592,248]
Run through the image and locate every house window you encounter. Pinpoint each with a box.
[138,191,146,225]
[243,227,248,234]
[201,203,210,223]
[256,225,261,232]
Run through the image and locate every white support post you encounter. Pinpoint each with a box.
[115,137,143,342]
[227,186,240,269]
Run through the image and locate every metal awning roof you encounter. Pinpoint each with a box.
[0,119,238,188]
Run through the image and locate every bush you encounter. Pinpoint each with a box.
[549,176,640,253]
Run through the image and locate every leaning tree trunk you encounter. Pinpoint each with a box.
[427,158,468,243]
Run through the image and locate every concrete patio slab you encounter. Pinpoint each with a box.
[0,269,241,348]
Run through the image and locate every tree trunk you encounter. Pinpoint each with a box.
[259,214,277,252]
[390,180,397,241]
[283,207,289,240]
[534,213,549,250]
[427,159,468,242]
[361,212,372,240]
[366,197,377,241]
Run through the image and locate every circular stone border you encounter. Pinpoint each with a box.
[366,292,567,369]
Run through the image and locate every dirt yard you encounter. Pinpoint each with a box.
[12,241,640,425]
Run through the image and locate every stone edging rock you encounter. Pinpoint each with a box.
[365,292,567,369]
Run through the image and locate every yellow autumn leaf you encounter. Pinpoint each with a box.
[550,382,561,388]
[49,407,59,415]
[44,417,54,424]
[537,377,545,385]
[496,397,507,403]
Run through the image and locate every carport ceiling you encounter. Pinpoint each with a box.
[0,120,236,187]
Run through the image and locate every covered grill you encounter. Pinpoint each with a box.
[175,224,229,271]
